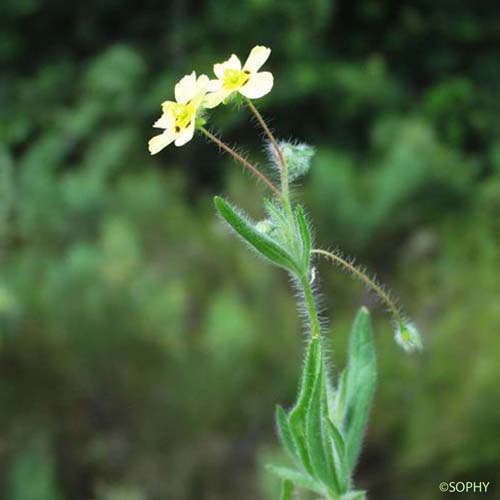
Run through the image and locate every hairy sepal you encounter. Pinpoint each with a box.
[268,141,315,182]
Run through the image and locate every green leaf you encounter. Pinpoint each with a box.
[267,465,324,495]
[264,198,289,228]
[288,338,321,475]
[263,199,296,253]
[276,406,298,461]
[331,369,348,424]
[279,479,293,500]
[327,419,349,493]
[342,307,377,472]
[289,338,321,424]
[305,357,340,496]
[340,491,367,500]
[295,205,311,268]
[213,196,299,273]
[326,419,346,464]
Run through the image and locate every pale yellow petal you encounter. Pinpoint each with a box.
[175,71,197,104]
[191,74,209,108]
[239,71,273,99]
[195,74,209,91]
[207,79,223,92]
[161,100,176,111]
[153,113,174,129]
[148,130,176,154]
[204,88,233,108]
[174,121,195,147]
[243,46,271,73]
[213,54,241,79]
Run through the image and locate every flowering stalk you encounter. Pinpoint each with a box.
[148,44,423,500]
[244,97,291,209]
[199,126,281,198]
[312,249,403,323]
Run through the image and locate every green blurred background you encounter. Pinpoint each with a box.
[1,1,500,499]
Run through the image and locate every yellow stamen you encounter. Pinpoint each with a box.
[223,69,250,90]
[164,102,195,131]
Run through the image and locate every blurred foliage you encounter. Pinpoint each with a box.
[1,1,500,499]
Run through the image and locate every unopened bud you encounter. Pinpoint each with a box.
[270,141,315,182]
[394,321,423,353]
[255,219,275,235]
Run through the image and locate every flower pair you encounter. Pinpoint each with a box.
[148,46,273,154]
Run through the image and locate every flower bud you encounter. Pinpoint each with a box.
[394,321,423,353]
[255,219,276,235]
[269,141,315,182]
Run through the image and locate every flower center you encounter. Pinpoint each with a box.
[223,69,250,90]
[171,103,194,131]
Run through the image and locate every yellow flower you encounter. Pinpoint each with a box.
[148,71,209,154]
[204,45,273,108]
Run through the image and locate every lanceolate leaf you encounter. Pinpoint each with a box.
[288,337,321,475]
[341,491,367,500]
[305,358,340,496]
[326,419,346,464]
[214,196,300,273]
[266,465,324,495]
[342,307,377,472]
[289,338,322,422]
[331,369,348,425]
[279,480,293,500]
[263,199,296,256]
[327,419,349,493]
[275,405,298,461]
[264,198,289,229]
[295,205,311,268]
[274,310,377,498]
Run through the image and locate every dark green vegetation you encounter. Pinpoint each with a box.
[1,1,500,499]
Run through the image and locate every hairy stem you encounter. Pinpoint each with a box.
[199,126,281,198]
[300,274,322,340]
[244,98,291,209]
[312,248,404,324]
